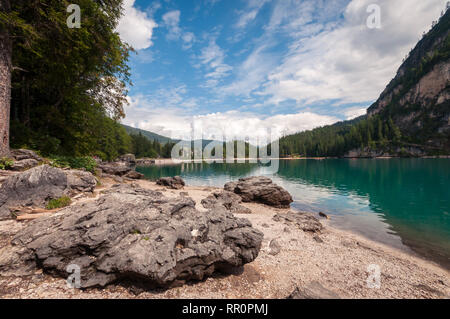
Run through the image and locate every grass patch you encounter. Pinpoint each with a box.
[46,196,72,210]
[48,156,97,173]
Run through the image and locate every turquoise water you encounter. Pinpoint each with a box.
[137,159,450,268]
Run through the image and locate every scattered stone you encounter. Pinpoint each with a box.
[179,192,189,197]
[283,227,290,233]
[268,239,281,256]
[156,176,185,190]
[319,212,330,220]
[0,184,264,289]
[273,212,323,233]
[0,165,96,220]
[313,235,324,243]
[224,176,293,208]
[201,191,252,214]
[287,281,340,299]
[261,223,270,228]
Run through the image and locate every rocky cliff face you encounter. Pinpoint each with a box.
[368,10,450,151]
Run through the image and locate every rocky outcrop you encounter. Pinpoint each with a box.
[201,191,252,214]
[367,10,450,150]
[0,165,96,220]
[124,171,144,180]
[224,177,293,209]
[9,149,42,171]
[273,212,323,233]
[0,184,264,289]
[98,162,132,176]
[156,176,185,190]
[10,149,42,162]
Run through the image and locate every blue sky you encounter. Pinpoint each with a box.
[117,0,446,140]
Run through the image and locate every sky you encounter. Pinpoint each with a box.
[116,0,447,141]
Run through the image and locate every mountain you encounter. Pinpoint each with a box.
[279,9,449,157]
[122,124,176,144]
[367,8,450,151]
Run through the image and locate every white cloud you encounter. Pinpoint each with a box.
[260,0,446,106]
[198,40,232,87]
[162,10,196,50]
[343,107,367,120]
[116,0,158,50]
[123,95,338,141]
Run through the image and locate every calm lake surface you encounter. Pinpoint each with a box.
[137,159,450,268]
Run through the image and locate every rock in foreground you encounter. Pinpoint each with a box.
[156,176,185,189]
[224,176,293,208]
[201,191,252,214]
[0,165,96,220]
[273,212,323,233]
[2,184,263,288]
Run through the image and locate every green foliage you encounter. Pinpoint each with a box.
[0,157,14,170]
[46,196,71,210]
[4,1,133,161]
[279,115,403,157]
[49,155,97,173]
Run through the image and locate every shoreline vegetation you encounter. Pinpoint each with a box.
[0,174,448,299]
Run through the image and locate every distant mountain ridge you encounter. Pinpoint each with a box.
[278,9,450,157]
[367,8,450,150]
[122,124,177,144]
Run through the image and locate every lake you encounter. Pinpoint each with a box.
[137,159,450,269]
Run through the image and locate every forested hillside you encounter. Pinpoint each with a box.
[279,8,450,158]
[1,0,132,160]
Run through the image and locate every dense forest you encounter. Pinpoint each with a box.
[1,0,133,160]
[278,115,403,157]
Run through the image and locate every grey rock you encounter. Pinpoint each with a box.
[224,176,293,208]
[156,176,185,190]
[1,184,264,289]
[10,159,39,171]
[313,235,324,243]
[10,149,42,162]
[201,191,252,214]
[287,281,340,299]
[0,165,96,220]
[268,239,281,256]
[124,171,144,180]
[273,212,323,233]
[98,162,132,176]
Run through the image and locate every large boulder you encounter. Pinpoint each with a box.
[201,191,252,214]
[0,165,97,220]
[156,176,185,190]
[98,162,132,176]
[0,184,264,288]
[224,176,293,208]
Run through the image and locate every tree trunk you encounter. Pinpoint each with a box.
[0,0,11,156]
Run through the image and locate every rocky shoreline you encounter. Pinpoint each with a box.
[0,153,448,299]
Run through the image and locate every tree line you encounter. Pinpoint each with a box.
[1,0,133,160]
[278,115,402,157]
